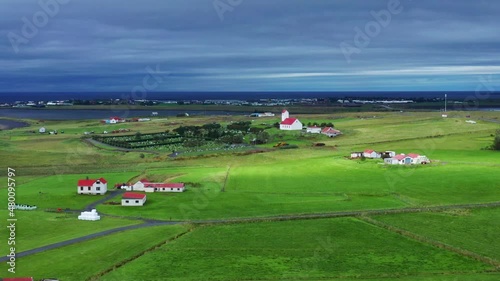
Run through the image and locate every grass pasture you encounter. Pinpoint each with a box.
[374,208,500,261]
[100,218,491,281]
[1,111,499,280]
[0,224,190,281]
[0,210,141,252]
[0,172,140,210]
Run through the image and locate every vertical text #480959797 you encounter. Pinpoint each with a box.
[7,168,17,274]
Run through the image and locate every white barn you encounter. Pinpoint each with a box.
[123,179,185,193]
[363,149,381,159]
[408,153,430,164]
[385,153,430,165]
[144,183,185,193]
[77,178,107,195]
[350,152,363,158]
[280,110,302,130]
[321,127,341,137]
[384,157,400,165]
[306,126,322,134]
[121,192,147,206]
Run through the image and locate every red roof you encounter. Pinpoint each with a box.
[280,118,297,125]
[3,278,34,281]
[139,178,151,183]
[364,149,375,153]
[322,127,340,134]
[156,183,182,188]
[393,154,406,160]
[145,183,185,188]
[123,192,146,199]
[408,153,420,158]
[78,177,107,186]
[282,109,288,113]
[110,116,123,120]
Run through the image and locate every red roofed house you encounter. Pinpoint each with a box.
[2,278,34,281]
[408,153,430,164]
[363,149,381,159]
[385,154,405,165]
[280,110,302,131]
[122,192,147,206]
[384,153,430,165]
[144,183,185,193]
[109,116,125,124]
[77,177,107,195]
[126,178,150,191]
[321,127,342,137]
[124,179,185,193]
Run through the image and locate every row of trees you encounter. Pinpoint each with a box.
[306,122,334,127]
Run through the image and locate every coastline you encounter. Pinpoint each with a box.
[0,118,30,130]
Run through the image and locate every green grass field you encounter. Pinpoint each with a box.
[100,218,491,281]
[0,224,190,281]
[1,111,499,280]
[374,208,500,260]
[0,210,141,252]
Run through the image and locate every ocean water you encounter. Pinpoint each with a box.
[0,109,247,120]
[1,91,499,103]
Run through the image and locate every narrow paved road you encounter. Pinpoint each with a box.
[0,221,179,263]
[85,189,125,211]
[3,201,499,262]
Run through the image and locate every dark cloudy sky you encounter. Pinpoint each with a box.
[1,0,499,92]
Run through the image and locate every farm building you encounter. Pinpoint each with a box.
[280,110,302,130]
[122,192,147,206]
[39,127,46,133]
[363,149,381,159]
[77,177,107,195]
[381,151,396,158]
[250,112,275,117]
[350,152,363,158]
[144,183,185,193]
[121,179,185,193]
[321,127,342,137]
[408,153,430,164]
[306,126,322,134]
[101,117,125,124]
[384,157,400,165]
[385,153,430,165]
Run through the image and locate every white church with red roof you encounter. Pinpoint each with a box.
[280,110,302,131]
[77,177,108,195]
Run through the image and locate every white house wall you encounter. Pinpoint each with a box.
[78,183,107,195]
[121,198,146,206]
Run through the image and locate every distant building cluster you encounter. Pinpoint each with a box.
[279,110,342,137]
[350,149,430,165]
[337,99,414,104]
[76,177,186,209]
